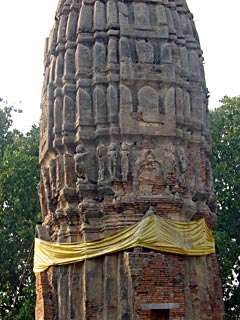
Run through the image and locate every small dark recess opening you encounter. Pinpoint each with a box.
[150,309,170,320]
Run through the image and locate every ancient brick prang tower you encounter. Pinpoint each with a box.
[36,0,224,319]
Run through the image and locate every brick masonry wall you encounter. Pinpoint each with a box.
[125,252,224,320]
[35,252,224,319]
[35,269,54,320]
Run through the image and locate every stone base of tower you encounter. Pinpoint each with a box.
[35,251,224,320]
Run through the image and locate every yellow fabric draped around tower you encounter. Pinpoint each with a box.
[34,215,215,274]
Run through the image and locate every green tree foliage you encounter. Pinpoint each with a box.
[0,101,13,158]
[210,96,240,320]
[0,103,40,319]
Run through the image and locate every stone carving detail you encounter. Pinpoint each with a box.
[172,11,184,38]
[63,95,75,124]
[94,1,106,31]
[120,85,133,113]
[93,42,106,71]
[41,167,51,212]
[55,53,64,84]
[56,154,63,193]
[49,58,56,84]
[66,10,78,40]
[97,144,107,183]
[176,87,184,124]
[189,50,201,78]
[64,153,76,188]
[94,86,107,125]
[119,37,132,62]
[107,143,118,180]
[74,143,89,186]
[107,39,118,64]
[165,7,176,35]
[78,3,93,32]
[156,5,167,26]
[180,13,194,37]
[49,159,57,198]
[120,142,130,182]
[161,43,172,64]
[180,46,189,76]
[138,86,159,122]
[136,40,154,64]
[119,2,129,25]
[62,95,75,140]
[54,96,63,136]
[39,168,51,217]
[107,85,118,121]
[177,146,188,185]
[171,42,181,69]
[77,88,93,125]
[107,0,118,27]
[57,14,68,43]
[76,44,92,70]
[47,26,57,57]
[38,177,47,218]
[133,3,150,27]
[164,87,175,114]
[191,91,204,129]
[163,144,177,181]
[192,152,203,193]
[136,150,163,194]
[183,91,191,123]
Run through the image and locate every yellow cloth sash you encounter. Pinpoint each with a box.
[34,215,215,274]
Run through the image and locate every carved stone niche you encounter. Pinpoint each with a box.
[107,0,118,29]
[107,38,118,65]
[107,85,119,124]
[133,3,150,28]
[74,143,89,188]
[175,87,184,124]
[93,86,109,136]
[138,86,162,123]
[120,142,130,182]
[93,1,106,31]
[97,144,107,184]
[119,37,132,63]
[136,40,154,64]
[107,142,118,181]
[76,44,92,74]
[63,48,75,81]
[191,190,217,228]
[161,43,172,64]
[162,144,177,182]
[78,3,93,33]
[76,88,94,126]
[136,150,163,195]
[93,41,106,72]
[188,50,201,80]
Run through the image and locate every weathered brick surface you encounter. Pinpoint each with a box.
[36,0,225,318]
[124,252,224,319]
[35,269,54,320]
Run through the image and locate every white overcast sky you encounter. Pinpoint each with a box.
[0,0,240,133]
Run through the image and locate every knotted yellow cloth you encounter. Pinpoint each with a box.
[34,215,215,274]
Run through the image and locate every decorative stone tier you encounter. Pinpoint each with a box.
[36,0,224,319]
